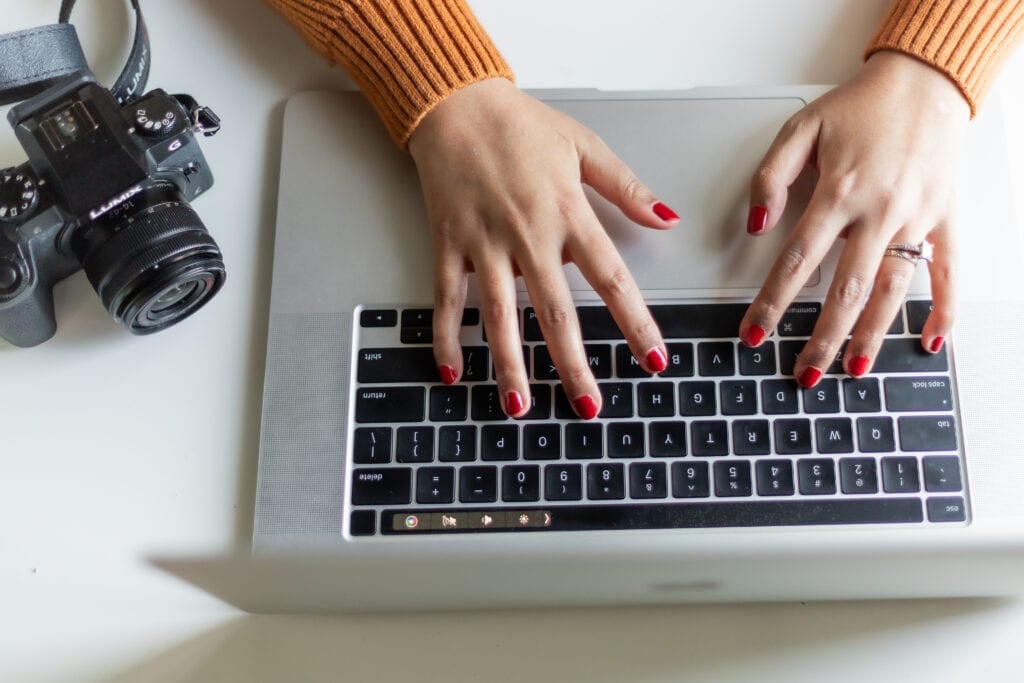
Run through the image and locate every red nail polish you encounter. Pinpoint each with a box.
[505,391,525,416]
[747,205,768,234]
[742,325,766,347]
[645,347,668,373]
[848,355,870,378]
[652,201,679,222]
[798,367,822,388]
[930,336,945,353]
[439,365,457,385]
[573,395,600,420]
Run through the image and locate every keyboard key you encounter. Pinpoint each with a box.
[523,424,561,460]
[662,342,696,377]
[815,418,854,454]
[698,341,735,376]
[522,384,552,420]
[523,308,543,341]
[779,340,804,376]
[762,379,800,415]
[738,341,777,376]
[650,303,748,338]
[691,420,729,456]
[857,417,896,452]
[533,346,559,380]
[615,343,651,378]
[923,455,963,492]
[576,306,624,339]
[797,458,836,495]
[481,425,519,461]
[350,510,377,536]
[545,464,583,500]
[461,346,490,382]
[630,462,668,499]
[840,457,879,494]
[672,461,711,498]
[756,459,795,496]
[774,419,812,455]
[355,387,425,423]
[462,308,480,326]
[352,468,412,505]
[898,416,958,451]
[714,461,753,497]
[733,419,771,455]
[906,299,933,335]
[778,302,821,336]
[843,378,881,413]
[502,465,541,502]
[565,423,603,459]
[588,463,626,499]
[926,496,967,522]
[438,426,476,462]
[882,456,920,493]
[353,427,391,464]
[360,309,397,327]
[803,378,840,413]
[584,344,613,379]
[608,422,645,458]
[396,426,434,463]
[884,376,954,412]
[638,381,675,417]
[401,308,432,328]
[460,466,498,503]
[471,386,508,421]
[598,383,634,418]
[679,381,717,416]
[416,466,455,504]
[429,385,468,421]
[873,338,948,372]
[649,421,687,457]
[720,380,757,415]
[400,327,432,344]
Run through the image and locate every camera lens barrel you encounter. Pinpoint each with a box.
[76,184,225,334]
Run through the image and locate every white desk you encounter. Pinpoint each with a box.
[2,1,1023,681]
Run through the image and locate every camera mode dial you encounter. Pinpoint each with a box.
[0,169,39,223]
[134,103,180,138]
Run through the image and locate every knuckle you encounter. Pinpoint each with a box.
[537,301,573,331]
[776,244,809,280]
[820,171,859,207]
[833,273,869,309]
[599,265,636,298]
[561,362,593,387]
[628,317,660,344]
[753,164,779,194]
[621,175,646,202]
[875,268,911,298]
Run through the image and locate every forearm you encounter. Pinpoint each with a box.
[266,0,514,147]
[866,0,1024,116]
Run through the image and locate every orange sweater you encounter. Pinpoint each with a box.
[268,0,1023,145]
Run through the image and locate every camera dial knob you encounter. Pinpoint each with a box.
[0,261,19,293]
[0,170,39,223]
[134,104,180,137]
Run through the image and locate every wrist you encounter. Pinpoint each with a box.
[863,50,971,122]
[408,77,519,159]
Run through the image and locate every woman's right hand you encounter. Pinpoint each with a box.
[408,78,680,418]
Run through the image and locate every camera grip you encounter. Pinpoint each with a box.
[0,275,59,347]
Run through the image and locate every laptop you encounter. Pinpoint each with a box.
[156,87,1024,611]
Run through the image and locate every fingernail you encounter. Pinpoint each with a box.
[848,355,870,378]
[930,336,945,353]
[742,324,766,347]
[439,365,457,385]
[747,205,768,234]
[505,390,525,416]
[652,201,679,222]
[572,395,600,420]
[645,347,668,373]
[798,366,822,388]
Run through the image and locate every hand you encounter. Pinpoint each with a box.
[408,78,679,418]
[739,51,970,386]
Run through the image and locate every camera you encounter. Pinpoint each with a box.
[0,70,224,347]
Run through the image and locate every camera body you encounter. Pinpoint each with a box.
[0,70,224,347]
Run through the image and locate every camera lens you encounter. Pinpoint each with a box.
[74,184,226,335]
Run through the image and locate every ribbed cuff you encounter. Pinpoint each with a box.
[267,0,514,147]
[865,0,1024,117]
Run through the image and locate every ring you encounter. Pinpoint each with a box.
[883,239,933,265]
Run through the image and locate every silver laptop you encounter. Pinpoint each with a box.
[157,87,1024,611]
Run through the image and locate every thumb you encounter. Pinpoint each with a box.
[579,134,679,230]
[748,114,819,235]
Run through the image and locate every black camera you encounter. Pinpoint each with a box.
[0,70,224,347]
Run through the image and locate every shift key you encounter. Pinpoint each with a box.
[355,387,425,423]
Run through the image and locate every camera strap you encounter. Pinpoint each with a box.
[0,0,150,107]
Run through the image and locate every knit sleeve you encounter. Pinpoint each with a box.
[266,0,514,147]
[865,0,1024,117]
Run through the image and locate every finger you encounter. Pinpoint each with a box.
[844,231,919,377]
[748,113,820,235]
[578,134,680,229]
[922,223,957,353]
[518,256,602,420]
[566,215,668,374]
[475,253,531,417]
[739,190,850,350]
[795,222,898,387]
[432,245,469,384]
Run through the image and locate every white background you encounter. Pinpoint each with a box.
[2,1,1023,681]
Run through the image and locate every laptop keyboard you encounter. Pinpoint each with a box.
[347,299,967,537]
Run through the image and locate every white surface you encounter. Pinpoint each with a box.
[1,1,1022,681]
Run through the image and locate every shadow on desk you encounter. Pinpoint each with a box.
[104,598,1010,683]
